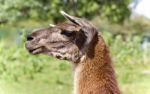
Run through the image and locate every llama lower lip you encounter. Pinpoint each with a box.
[30,48,42,54]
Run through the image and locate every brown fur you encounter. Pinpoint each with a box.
[73,34,120,94]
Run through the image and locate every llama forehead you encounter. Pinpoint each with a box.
[56,23,81,32]
[31,23,80,37]
[49,32,68,41]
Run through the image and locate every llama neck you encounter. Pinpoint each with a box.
[73,35,120,94]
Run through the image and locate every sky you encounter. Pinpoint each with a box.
[129,0,150,19]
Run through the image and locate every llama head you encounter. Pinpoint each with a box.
[25,11,97,62]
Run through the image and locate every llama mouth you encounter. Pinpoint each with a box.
[28,47,43,54]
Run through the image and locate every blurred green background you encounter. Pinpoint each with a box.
[0,0,150,94]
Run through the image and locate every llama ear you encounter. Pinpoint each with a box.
[60,11,97,45]
[60,11,82,26]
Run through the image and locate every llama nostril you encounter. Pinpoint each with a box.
[56,55,61,59]
[27,35,34,41]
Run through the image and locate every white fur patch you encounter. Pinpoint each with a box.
[49,24,56,27]
[73,64,82,94]
[80,55,86,62]
[73,55,86,94]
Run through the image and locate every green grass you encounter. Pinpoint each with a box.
[0,60,72,94]
[116,61,150,94]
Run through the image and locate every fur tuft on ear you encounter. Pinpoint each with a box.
[49,24,56,27]
[60,11,81,26]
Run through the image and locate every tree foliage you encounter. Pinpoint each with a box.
[0,0,130,23]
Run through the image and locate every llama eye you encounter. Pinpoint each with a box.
[61,30,75,37]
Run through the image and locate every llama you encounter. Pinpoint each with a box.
[25,11,120,94]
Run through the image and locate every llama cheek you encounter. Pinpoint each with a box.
[58,48,68,53]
